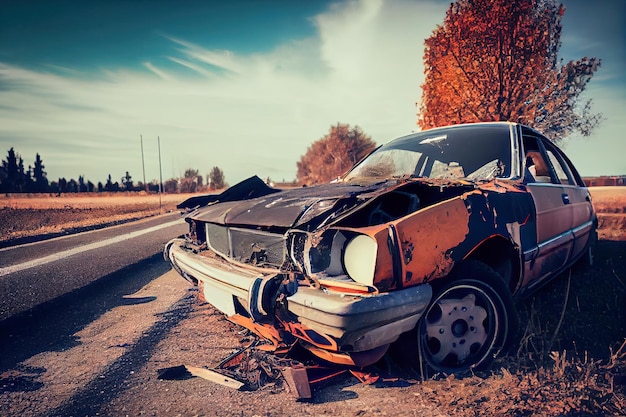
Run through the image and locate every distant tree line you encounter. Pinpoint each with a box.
[0,147,227,195]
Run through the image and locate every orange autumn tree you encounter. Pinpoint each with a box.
[418,0,601,143]
[297,123,376,186]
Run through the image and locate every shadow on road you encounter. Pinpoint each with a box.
[0,253,171,374]
[44,294,194,417]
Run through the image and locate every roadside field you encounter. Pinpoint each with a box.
[590,186,626,241]
[0,192,197,245]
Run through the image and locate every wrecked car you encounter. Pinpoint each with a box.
[165,122,597,374]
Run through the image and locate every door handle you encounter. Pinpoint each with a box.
[562,193,570,204]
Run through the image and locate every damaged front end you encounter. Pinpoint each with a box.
[164,174,515,368]
[164,223,432,367]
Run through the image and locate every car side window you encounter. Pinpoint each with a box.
[543,142,576,186]
[523,135,554,184]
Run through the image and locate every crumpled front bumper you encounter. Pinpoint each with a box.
[164,237,432,353]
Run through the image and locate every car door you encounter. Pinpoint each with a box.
[521,131,574,288]
[540,137,595,262]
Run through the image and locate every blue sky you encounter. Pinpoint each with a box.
[0,0,624,186]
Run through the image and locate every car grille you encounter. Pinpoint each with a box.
[205,223,286,266]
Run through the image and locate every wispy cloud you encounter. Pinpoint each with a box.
[142,62,174,81]
[169,36,246,75]
[166,57,215,78]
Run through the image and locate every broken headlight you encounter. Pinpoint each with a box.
[343,234,377,285]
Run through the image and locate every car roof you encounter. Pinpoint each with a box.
[387,121,519,145]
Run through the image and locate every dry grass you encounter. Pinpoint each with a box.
[0,192,198,244]
[0,191,195,209]
[418,341,625,416]
[590,187,626,241]
[590,187,626,214]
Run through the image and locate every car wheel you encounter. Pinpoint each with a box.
[418,261,515,374]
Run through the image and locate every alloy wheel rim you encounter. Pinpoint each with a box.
[422,285,500,369]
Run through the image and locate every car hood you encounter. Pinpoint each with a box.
[189,177,407,229]
[186,175,504,230]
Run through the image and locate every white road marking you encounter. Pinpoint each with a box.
[0,219,184,277]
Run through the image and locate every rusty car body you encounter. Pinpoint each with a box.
[165,122,597,373]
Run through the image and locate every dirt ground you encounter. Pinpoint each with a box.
[1,247,624,416]
[107,241,626,417]
[1,187,625,416]
[103,243,626,417]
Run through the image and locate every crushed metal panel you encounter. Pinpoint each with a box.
[191,180,394,228]
[177,175,280,209]
[395,197,470,286]
[228,314,285,351]
[371,225,399,289]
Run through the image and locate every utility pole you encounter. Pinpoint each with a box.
[140,134,147,191]
[158,136,163,211]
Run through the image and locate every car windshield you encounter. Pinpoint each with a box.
[344,124,513,182]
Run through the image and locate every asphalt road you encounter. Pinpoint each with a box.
[0,213,195,415]
[0,212,188,321]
